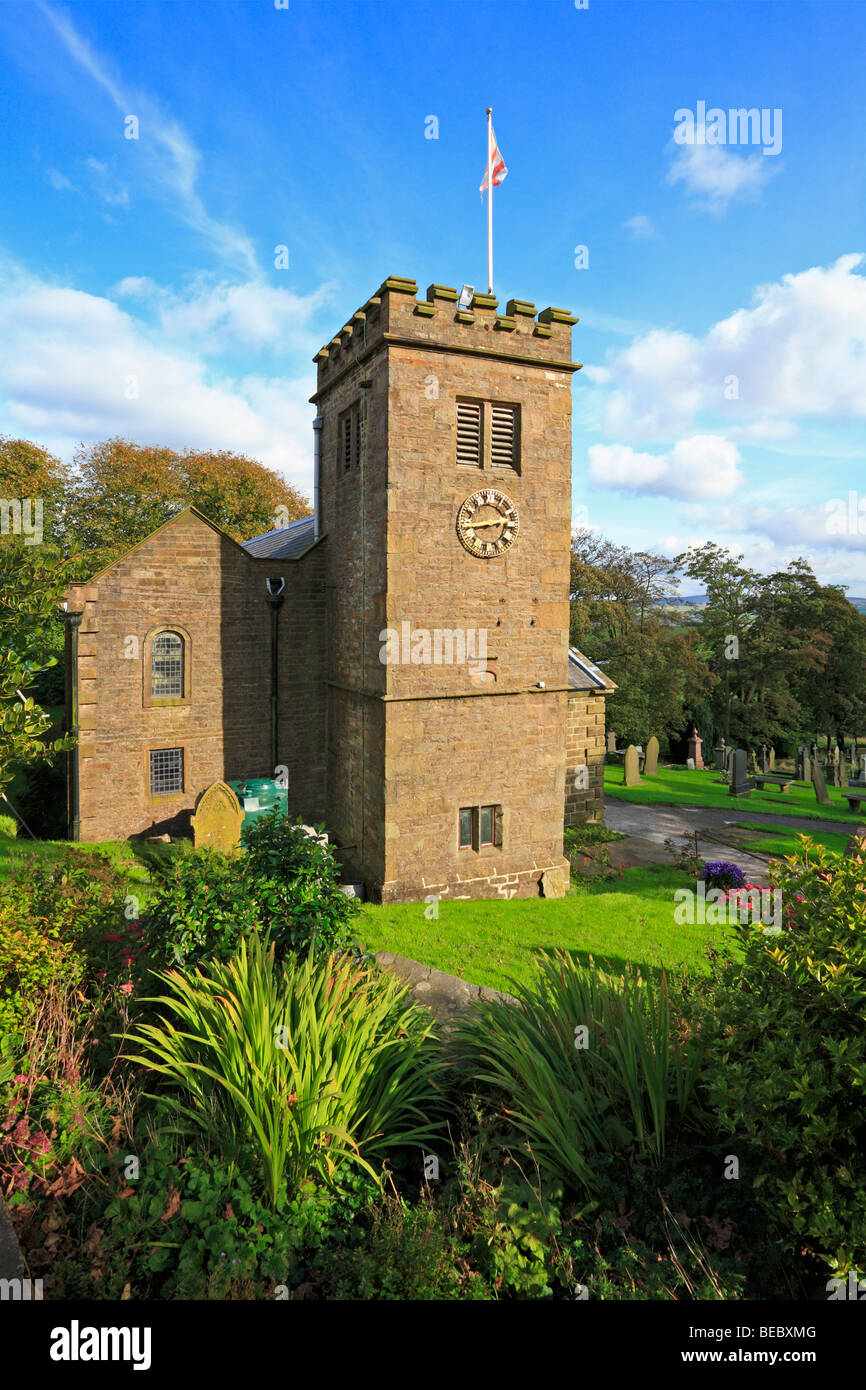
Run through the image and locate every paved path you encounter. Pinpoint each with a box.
[605,798,862,843]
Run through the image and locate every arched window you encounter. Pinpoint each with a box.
[151,631,184,698]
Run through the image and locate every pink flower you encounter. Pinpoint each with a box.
[12,1074,27,1085]
[103,933,123,942]
[119,982,133,994]
[96,971,107,979]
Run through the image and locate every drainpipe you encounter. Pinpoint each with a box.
[265,578,286,774]
[63,609,83,841]
[313,415,324,540]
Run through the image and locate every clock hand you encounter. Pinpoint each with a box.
[467,517,508,528]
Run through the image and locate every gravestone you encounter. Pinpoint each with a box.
[725,747,736,774]
[190,780,245,853]
[760,745,769,774]
[833,751,843,788]
[644,736,659,775]
[686,757,695,771]
[687,727,704,769]
[730,749,754,798]
[714,745,727,773]
[623,745,641,787]
[607,731,617,755]
[769,748,776,770]
[811,762,833,807]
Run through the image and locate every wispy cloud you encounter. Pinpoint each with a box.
[35,1,258,273]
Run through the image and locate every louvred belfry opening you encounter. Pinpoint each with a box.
[456,400,482,467]
[491,403,519,471]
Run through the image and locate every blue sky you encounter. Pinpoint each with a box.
[1,0,865,590]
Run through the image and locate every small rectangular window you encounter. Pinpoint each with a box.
[459,807,474,849]
[490,404,519,471]
[150,747,184,795]
[480,805,495,846]
[456,400,483,467]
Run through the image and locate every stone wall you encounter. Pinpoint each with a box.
[564,690,606,826]
[66,510,326,842]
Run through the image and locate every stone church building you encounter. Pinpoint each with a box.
[64,276,612,902]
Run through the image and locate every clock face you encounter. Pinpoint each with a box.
[457,488,519,558]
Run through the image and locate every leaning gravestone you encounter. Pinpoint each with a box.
[811,762,833,807]
[644,736,659,775]
[191,780,245,853]
[730,749,754,798]
[623,745,641,787]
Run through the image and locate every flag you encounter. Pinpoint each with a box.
[480,127,508,195]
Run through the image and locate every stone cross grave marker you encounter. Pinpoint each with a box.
[607,731,617,754]
[191,780,245,853]
[811,762,833,807]
[623,745,641,787]
[644,736,659,775]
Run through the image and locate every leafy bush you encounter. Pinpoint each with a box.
[125,936,446,1206]
[140,814,359,970]
[321,1193,489,1301]
[701,860,746,891]
[457,951,703,1197]
[140,847,261,969]
[699,841,866,1282]
[0,814,17,838]
[242,811,359,957]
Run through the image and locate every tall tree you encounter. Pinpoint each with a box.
[570,530,713,746]
[64,438,311,575]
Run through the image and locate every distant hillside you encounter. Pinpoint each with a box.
[661,594,866,614]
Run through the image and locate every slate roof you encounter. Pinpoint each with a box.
[568,646,617,692]
[242,514,316,559]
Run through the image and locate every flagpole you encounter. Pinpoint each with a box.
[486,107,493,293]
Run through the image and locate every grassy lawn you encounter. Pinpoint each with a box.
[733,823,851,859]
[359,865,734,995]
[604,763,866,824]
[0,831,149,890]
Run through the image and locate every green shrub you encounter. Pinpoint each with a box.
[124,936,446,1206]
[140,815,359,970]
[457,951,703,1197]
[0,848,131,1031]
[242,812,359,957]
[699,841,866,1282]
[140,847,261,969]
[0,814,17,838]
[321,1194,489,1300]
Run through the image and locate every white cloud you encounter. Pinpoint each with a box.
[113,274,334,355]
[46,166,78,194]
[623,213,656,238]
[588,435,742,500]
[36,1,258,273]
[597,254,866,440]
[667,142,777,212]
[0,262,319,494]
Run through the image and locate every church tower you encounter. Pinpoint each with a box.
[312,277,579,902]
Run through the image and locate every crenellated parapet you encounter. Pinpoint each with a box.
[312,276,581,398]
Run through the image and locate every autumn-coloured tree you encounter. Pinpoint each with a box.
[0,436,70,544]
[64,438,311,576]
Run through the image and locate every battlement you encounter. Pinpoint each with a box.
[312,276,581,396]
